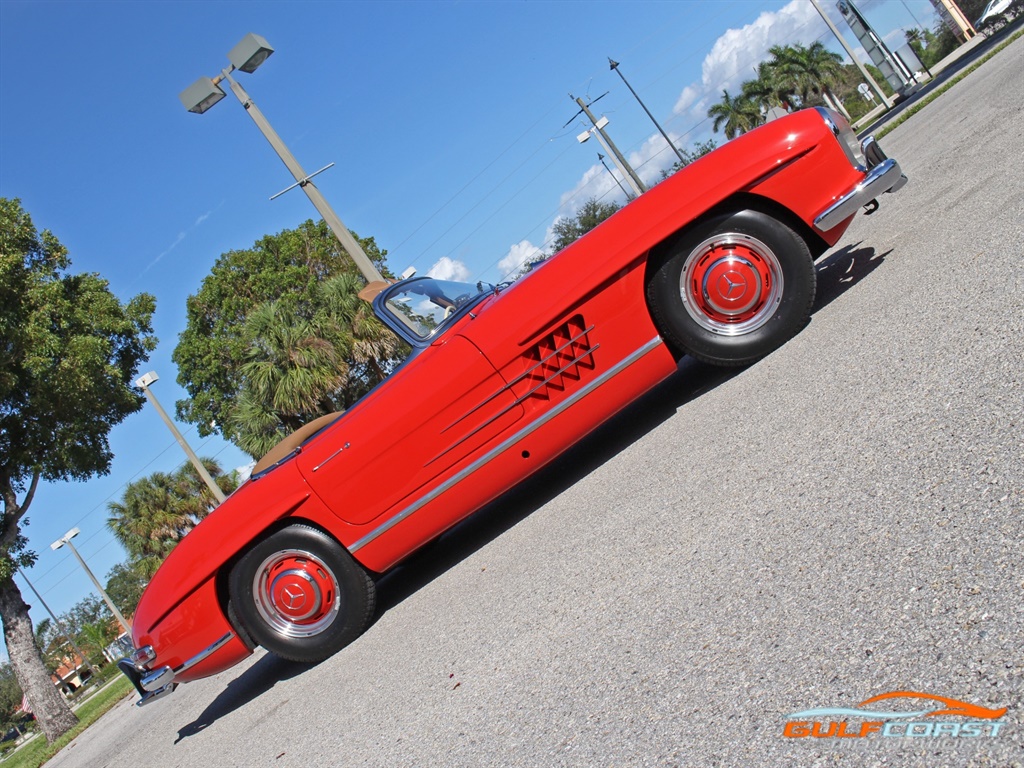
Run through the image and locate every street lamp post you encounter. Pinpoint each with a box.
[180,33,385,286]
[608,58,686,166]
[134,371,227,504]
[808,0,893,108]
[50,528,131,635]
[598,153,635,200]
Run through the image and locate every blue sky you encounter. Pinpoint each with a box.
[0,0,940,648]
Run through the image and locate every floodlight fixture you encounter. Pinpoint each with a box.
[179,77,227,114]
[177,34,385,285]
[50,527,81,550]
[227,33,274,73]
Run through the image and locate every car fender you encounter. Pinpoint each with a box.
[132,462,352,640]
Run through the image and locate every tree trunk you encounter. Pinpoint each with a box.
[0,577,78,742]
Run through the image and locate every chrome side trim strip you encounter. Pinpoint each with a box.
[350,336,664,553]
[442,323,596,435]
[176,631,235,675]
[426,343,601,467]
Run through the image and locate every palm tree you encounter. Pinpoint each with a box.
[742,60,795,113]
[107,458,236,568]
[230,274,404,458]
[707,89,761,139]
[230,300,349,457]
[316,272,404,385]
[769,43,850,119]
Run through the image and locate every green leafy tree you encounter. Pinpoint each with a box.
[31,619,65,674]
[742,59,794,112]
[548,198,622,255]
[660,139,719,179]
[104,560,151,618]
[173,219,399,455]
[0,197,156,742]
[77,623,114,665]
[107,459,239,572]
[229,271,404,457]
[707,89,761,139]
[769,42,848,118]
[0,663,25,738]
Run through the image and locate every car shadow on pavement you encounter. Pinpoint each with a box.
[813,242,891,314]
[174,653,314,743]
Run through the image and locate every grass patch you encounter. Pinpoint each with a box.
[3,676,134,768]
[877,27,1024,140]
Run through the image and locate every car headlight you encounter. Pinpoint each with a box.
[816,107,866,171]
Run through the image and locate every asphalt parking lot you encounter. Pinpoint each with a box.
[44,33,1023,768]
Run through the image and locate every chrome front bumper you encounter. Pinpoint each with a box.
[118,632,234,706]
[814,136,908,232]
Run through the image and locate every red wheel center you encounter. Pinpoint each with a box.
[266,557,332,623]
[691,247,772,323]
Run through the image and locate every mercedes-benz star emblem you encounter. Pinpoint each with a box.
[718,271,747,300]
[281,585,306,610]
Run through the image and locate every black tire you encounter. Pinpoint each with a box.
[647,209,816,366]
[228,524,376,663]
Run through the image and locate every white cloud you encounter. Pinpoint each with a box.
[498,239,545,280]
[427,256,471,281]
[672,0,833,125]
[558,161,619,213]
[673,84,701,115]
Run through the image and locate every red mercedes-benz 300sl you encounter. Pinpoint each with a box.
[119,107,905,704]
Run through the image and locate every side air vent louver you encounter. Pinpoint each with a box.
[519,315,597,401]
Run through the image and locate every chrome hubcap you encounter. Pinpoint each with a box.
[252,549,340,637]
[679,233,784,336]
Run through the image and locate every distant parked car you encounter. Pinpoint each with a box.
[118,107,907,706]
[976,0,1012,28]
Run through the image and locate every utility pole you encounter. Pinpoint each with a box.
[134,371,227,505]
[572,95,647,196]
[51,529,132,635]
[180,34,386,286]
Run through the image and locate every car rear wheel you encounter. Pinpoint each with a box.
[647,209,816,366]
[229,524,375,663]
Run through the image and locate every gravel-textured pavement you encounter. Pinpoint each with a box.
[45,34,1023,768]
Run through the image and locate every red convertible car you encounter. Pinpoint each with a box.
[119,107,905,704]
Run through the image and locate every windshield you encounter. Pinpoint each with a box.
[379,277,494,342]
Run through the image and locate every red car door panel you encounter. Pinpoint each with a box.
[296,335,524,526]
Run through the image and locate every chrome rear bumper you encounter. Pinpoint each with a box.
[118,632,234,706]
[814,136,908,232]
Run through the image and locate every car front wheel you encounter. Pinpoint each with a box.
[647,209,816,366]
[229,524,376,663]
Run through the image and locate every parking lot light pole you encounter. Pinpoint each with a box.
[179,33,385,286]
[51,528,131,635]
[608,58,686,165]
[134,371,227,504]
